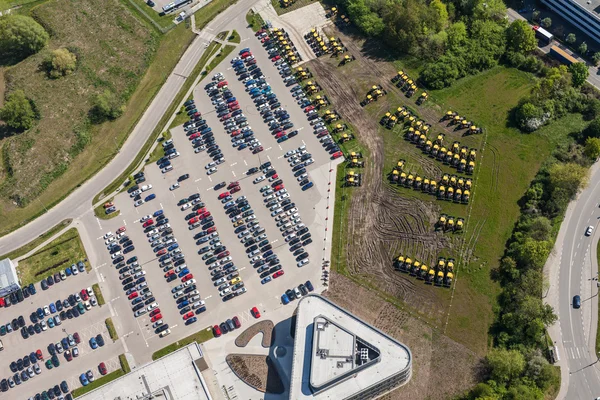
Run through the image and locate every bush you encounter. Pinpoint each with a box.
[0,15,48,62]
[515,102,546,132]
[566,33,576,44]
[46,48,77,78]
[541,17,552,29]
[90,90,124,123]
[0,89,36,131]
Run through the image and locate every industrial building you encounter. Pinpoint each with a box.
[0,258,19,298]
[289,295,412,400]
[540,0,600,44]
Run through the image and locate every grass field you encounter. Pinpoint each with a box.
[128,0,175,31]
[246,10,264,32]
[147,131,173,164]
[93,284,106,306]
[0,2,195,237]
[105,317,118,340]
[194,0,238,30]
[0,0,37,10]
[0,219,70,260]
[152,326,213,360]
[71,354,129,397]
[94,41,226,203]
[229,30,241,43]
[17,228,89,286]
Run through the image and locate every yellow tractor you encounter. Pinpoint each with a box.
[446,258,455,272]
[399,171,407,185]
[315,99,327,110]
[348,151,363,159]
[435,133,445,145]
[345,171,362,186]
[414,176,422,190]
[444,150,454,164]
[447,216,455,231]
[426,268,436,284]
[395,159,405,171]
[368,84,383,95]
[396,74,409,88]
[437,146,447,161]
[390,169,399,183]
[410,260,421,275]
[455,218,464,232]
[340,133,355,144]
[442,110,457,121]
[394,106,406,118]
[386,115,397,129]
[452,141,460,154]
[323,110,340,122]
[431,143,440,158]
[394,255,407,271]
[360,94,374,107]
[437,215,447,231]
[429,180,437,194]
[465,178,472,190]
[338,54,355,66]
[405,127,417,142]
[467,161,475,174]
[406,84,417,97]
[406,174,414,187]
[435,270,445,286]
[469,125,483,135]
[460,119,472,130]
[447,187,454,201]
[438,185,446,199]
[333,123,347,133]
[348,158,364,168]
[437,257,446,270]
[416,92,428,105]
[449,175,457,188]
[422,178,430,192]
[462,190,470,203]
[458,159,467,173]
[424,139,433,153]
[454,188,462,203]
[391,70,405,83]
[469,149,477,161]
[380,112,391,126]
[444,272,453,287]
[418,264,429,280]
[450,114,462,126]
[418,133,427,147]
[404,257,413,273]
[313,95,329,106]
[452,153,461,167]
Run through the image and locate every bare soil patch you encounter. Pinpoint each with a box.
[225,354,285,394]
[234,320,274,348]
[324,273,481,399]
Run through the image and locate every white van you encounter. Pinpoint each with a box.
[141,184,153,192]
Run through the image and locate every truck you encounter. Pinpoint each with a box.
[550,45,579,66]
[532,25,553,45]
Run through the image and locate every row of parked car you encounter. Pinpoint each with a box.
[127,171,157,207]
[2,350,43,393]
[284,144,315,191]
[281,280,315,304]
[25,380,71,400]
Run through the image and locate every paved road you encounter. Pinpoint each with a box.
[547,161,600,400]
[0,0,261,255]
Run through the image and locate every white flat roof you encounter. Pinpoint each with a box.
[290,295,411,399]
[77,344,211,400]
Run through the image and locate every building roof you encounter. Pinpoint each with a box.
[77,344,211,400]
[0,258,18,291]
[289,294,412,399]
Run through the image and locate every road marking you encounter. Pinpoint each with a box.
[232,171,237,177]
[230,162,237,167]
[302,139,306,145]
[206,187,213,191]
[96,218,102,230]
[208,176,213,182]
[123,331,134,338]
[244,160,248,165]
[204,295,212,300]
[267,155,271,161]
[111,296,120,302]
[278,145,283,150]
[160,203,164,209]
[271,239,279,244]
[239,267,246,271]
[195,178,202,182]
[96,236,103,240]
[135,208,140,214]
[123,220,127,226]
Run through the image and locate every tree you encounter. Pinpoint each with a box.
[585,137,600,159]
[446,22,467,51]
[0,89,35,131]
[0,15,48,61]
[429,0,448,31]
[541,17,552,29]
[532,10,541,21]
[516,238,551,270]
[525,217,552,241]
[566,33,576,44]
[579,41,588,55]
[90,90,124,122]
[569,62,589,87]
[486,348,526,384]
[473,0,507,21]
[46,48,77,78]
[547,162,588,197]
[515,102,545,132]
[585,117,600,138]
[593,52,600,66]
[346,0,385,36]
[506,20,537,54]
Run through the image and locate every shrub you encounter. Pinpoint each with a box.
[1,89,37,131]
[46,48,77,78]
[0,15,48,62]
[90,90,124,123]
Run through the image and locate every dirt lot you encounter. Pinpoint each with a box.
[235,320,274,348]
[225,354,285,394]
[324,273,481,400]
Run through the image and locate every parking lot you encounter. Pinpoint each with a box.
[0,21,340,399]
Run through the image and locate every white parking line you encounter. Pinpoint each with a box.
[302,139,306,145]
[111,296,120,302]
[265,147,272,151]
[278,155,284,159]
[244,160,248,165]
[123,220,127,226]
[267,155,271,161]
[232,171,237,177]
[278,145,283,150]
[208,176,213,182]
[206,187,213,191]
[160,203,164,209]
[96,218,102,230]
[271,239,279,244]
[230,162,237,167]
[195,178,202,182]
[204,295,212,300]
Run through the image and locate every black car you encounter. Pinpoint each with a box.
[9,362,17,373]
[33,323,41,334]
[0,379,8,392]
[48,344,56,356]
[96,334,105,347]
[247,167,259,175]
[71,307,80,318]
[27,325,35,336]
[178,174,189,182]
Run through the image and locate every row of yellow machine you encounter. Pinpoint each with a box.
[394,255,454,287]
[360,84,387,107]
[390,71,421,99]
[269,27,302,64]
[304,27,355,63]
[440,111,483,135]
[437,214,464,232]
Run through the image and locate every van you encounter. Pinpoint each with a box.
[141,184,153,192]
[161,165,173,173]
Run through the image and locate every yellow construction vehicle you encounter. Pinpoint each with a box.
[457,177,464,189]
[458,159,466,173]
[460,146,468,161]
[462,190,470,203]
[447,216,455,230]
[396,74,409,88]
[406,84,417,97]
[437,215,447,230]
[391,71,404,83]
[431,143,440,158]
[339,133,355,144]
[424,139,433,153]
[399,171,407,185]
[444,150,453,164]
[386,115,397,129]
[416,92,428,105]
[465,179,472,190]
[345,171,362,186]
[467,161,475,174]
[438,185,446,199]
[435,270,445,286]
[360,94,374,107]
[441,174,450,185]
[410,260,421,275]
[447,187,454,201]
[313,94,329,106]
[452,141,460,154]
[442,110,457,121]
[418,264,429,280]
[315,99,327,109]
[444,272,453,287]
[323,110,340,122]
[437,146,447,161]
[455,218,464,231]
[418,133,427,147]
[404,257,412,272]
[394,255,407,271]
[390,169,399,183]
[446,259,455,272]
[348,158,364,167]
[394,106,406,118]
[426,268,436,284]
[460,119,472,130]
[333,123,347,133]
[406,174,414,187]
[395,159,405,171]
[449,175,457,188]
[435,133,445,145]
[452,153,461,167]
[368,84,383,95]
[338,54,355,66]
[348,151,363,159]
[438,257,446,270]
[469,149,477,161]
[422,178,430,192]
[429,180,437,193]
[401,79,414,91]
[455,188,462,202]
[414,176,422,190]
[406,127,417,142]
[451,115,462,126]
[380,112,391,126]
[411,130,421,144]
[469,125,483,135]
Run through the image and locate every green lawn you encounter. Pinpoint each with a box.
[147,131,173,164]
[0,219,71,260]
[229,30,241,43]
[17,228,90,286]
[246,10,264,32]
[152,327,213,360]
[95,41,223,203]
[94,197,120,220]
[71,354,130,397]
[93,284,106,306]
[0,0,37,10]
[127,0,175,31]
[105,317,118,340]
[194,0,238,30]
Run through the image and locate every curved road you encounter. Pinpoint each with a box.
[0,0,260,255]
[549,162,600,399]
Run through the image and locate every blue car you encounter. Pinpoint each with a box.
[261,276,272,284]
[80,374,89,386]
[302,182,314,191]
[65,267,72,276]
[281,293,290,305]
[36,308,44,319]
[153,209,164,217]
[239,47,250,54]
[277,135,288,143]
[177,300,189,309]
[168,244,179,251]
[49,303,56,314]
[185,317,198,325]
[89,337,98,349]
[177,268,190,278]
[29,284,36,295]
[238,143,248,150]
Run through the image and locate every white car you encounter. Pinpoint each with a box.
[129,190,141,197]
[146,229,158,237]
[169,183,180,191]
[253,175,266,184]
[297,259,309,267]
[219,288,232,297]
[104,237,116,245]
[207,167,217,175]
[141,184,153,192]
[205,162,216,170]
[586,226,594,236]
[184,279,197,286]
[159,224,171,231]
[134,200,144,207]
[111,252,122,259]
[181,203,191,210]
[140,215,152,223]
[103,232,113,239]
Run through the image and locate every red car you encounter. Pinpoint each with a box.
[253,146,264,154]
[195,208,206,215]
[255,28,266,36]
[206,226,217,234]
[240,52,251,59]
[251,307,261,318]
[80,289,89,301]
[65,351,73,362]
[157,249,167,256]
[217,80,228,88]
[150,308,161,317]
[274,184,284,191]
[117,226,126,234]
[270,174,279,180]
[189,133,200,140]
[142,219,154,228]
[151,314,162,322]
[213,325,222,337]
[232,316,241,328]
[36,349,43,360]
[218,191,230,199]
[217,251,230,259]
[273,270,284,278]
[199,212,211,219]
[73,332,81,344]
[128,292,138,300]
[229,105,240,112]
[231,186,241,194]
[275,132,285,138]
[261,36,270,43]
[317,130,329,138]
[188,217,199,225]
[332,151,343,159]
[271,55,281,61]
[191,112,201,118]
[182,311,194,320]
[228,101,239,108]
[99,362,107,375]
[247,59,257,65]
[221,114,231,121]
[228,181,239,189]
[164,270,175,278]
[182,273,194,282]
[304,105,315,112]
[231,130,241,137]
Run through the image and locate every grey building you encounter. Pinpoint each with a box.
[289,294,412,400]
[540,0,600,44]
[0,258,19,298]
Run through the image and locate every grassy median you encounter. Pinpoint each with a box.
[93,284,106,306]
[94,198,120,220]
[152,327,213,360]
[17,228,89,286]
[0,219,71,261]
[246,10,264,32]
[105,318,118,341]
[194,0,239,30]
